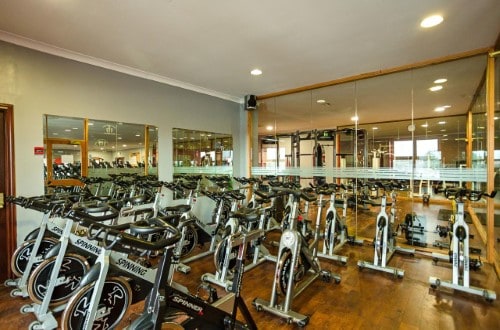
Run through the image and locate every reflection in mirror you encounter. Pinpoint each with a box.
[172,128,233,176]
[44,114,158,193]
[253,54,492,252]
[470,58,500,266]
[44,115,85,183]
[87,121,156,177]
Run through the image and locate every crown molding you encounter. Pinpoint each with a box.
[0,30,243,104]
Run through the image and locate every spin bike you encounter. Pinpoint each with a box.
[21,201,123,330]
[357,183,414,278]
[162,181,216,273]
[129,220,260,329]
[429,188,497,301]
[6,195,70,297]
[202,204,277,291]
[316,184,348,265]
[253,186,341,327]
[171,188,245,274]
[58,209,182,330]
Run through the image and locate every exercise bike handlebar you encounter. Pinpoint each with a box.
[271,186,316,202]
[442,188,497,201]
[66,204,120,226]
[84,217,181,252]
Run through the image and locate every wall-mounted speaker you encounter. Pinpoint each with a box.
[244,94,257,110]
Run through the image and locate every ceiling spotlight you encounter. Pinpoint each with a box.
[421,123,429,128]
[434,105,451,112]
[434,78,447,84]
[429,85,443,92]
[372,127,378,130]
[420,15,444,28]
[266,125,273,131]
[438,121,446,125]
[250,69,262,76]
[351,116,359,122]
[316,99,326,104]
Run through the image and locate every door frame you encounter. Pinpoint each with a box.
[0,103,16,281]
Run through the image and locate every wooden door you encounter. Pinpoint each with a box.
[0,104,16,282]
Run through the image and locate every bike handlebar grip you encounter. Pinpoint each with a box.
[30,198,57,213]
[230,191,246,200]
[87,223,107,240]
[102,228,120,250]
[181,182,197,191]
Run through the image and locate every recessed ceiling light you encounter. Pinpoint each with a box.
[317,99,326,104]
[266,125,273,131]
[434,105,451,112]
[434,78,447,84]
[420,15,443,28]
[372,127,378,130]
[351,116,359,122]
[495,117,499,120]
[250,69,262,76]
[438,121,446,125]
[429,85,443,92]
[421,123,429,128]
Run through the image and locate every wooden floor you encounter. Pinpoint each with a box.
[1,200,499,330]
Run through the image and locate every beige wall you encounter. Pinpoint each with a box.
[0,40,247,243]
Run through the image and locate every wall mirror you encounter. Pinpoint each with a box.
[253,54,495,248]
[172,128,233,175]
[43,115,158,190]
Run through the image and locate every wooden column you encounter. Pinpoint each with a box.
[466,110,472,169]
[486,54,495,263]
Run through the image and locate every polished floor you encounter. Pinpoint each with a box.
[1,199,499,330]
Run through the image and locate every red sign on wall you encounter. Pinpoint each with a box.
[34,146,44,155]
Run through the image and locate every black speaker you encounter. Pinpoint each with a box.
[244,94,257,110]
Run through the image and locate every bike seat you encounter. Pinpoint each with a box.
[93,195,112,202]
[230,208,260,223]
[124,195,148,205]
[164,204,191,213]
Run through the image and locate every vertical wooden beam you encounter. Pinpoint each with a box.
[466,110,472,169]
[81,118,89,178]
[144,125,150,176]
[485,54,495,263]
[0,104,16,281]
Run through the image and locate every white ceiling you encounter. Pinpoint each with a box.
[0,0,499,104]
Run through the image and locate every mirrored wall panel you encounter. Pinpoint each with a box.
[252,54,494,249]
[172,128,233,176]
[44,115,158,190]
